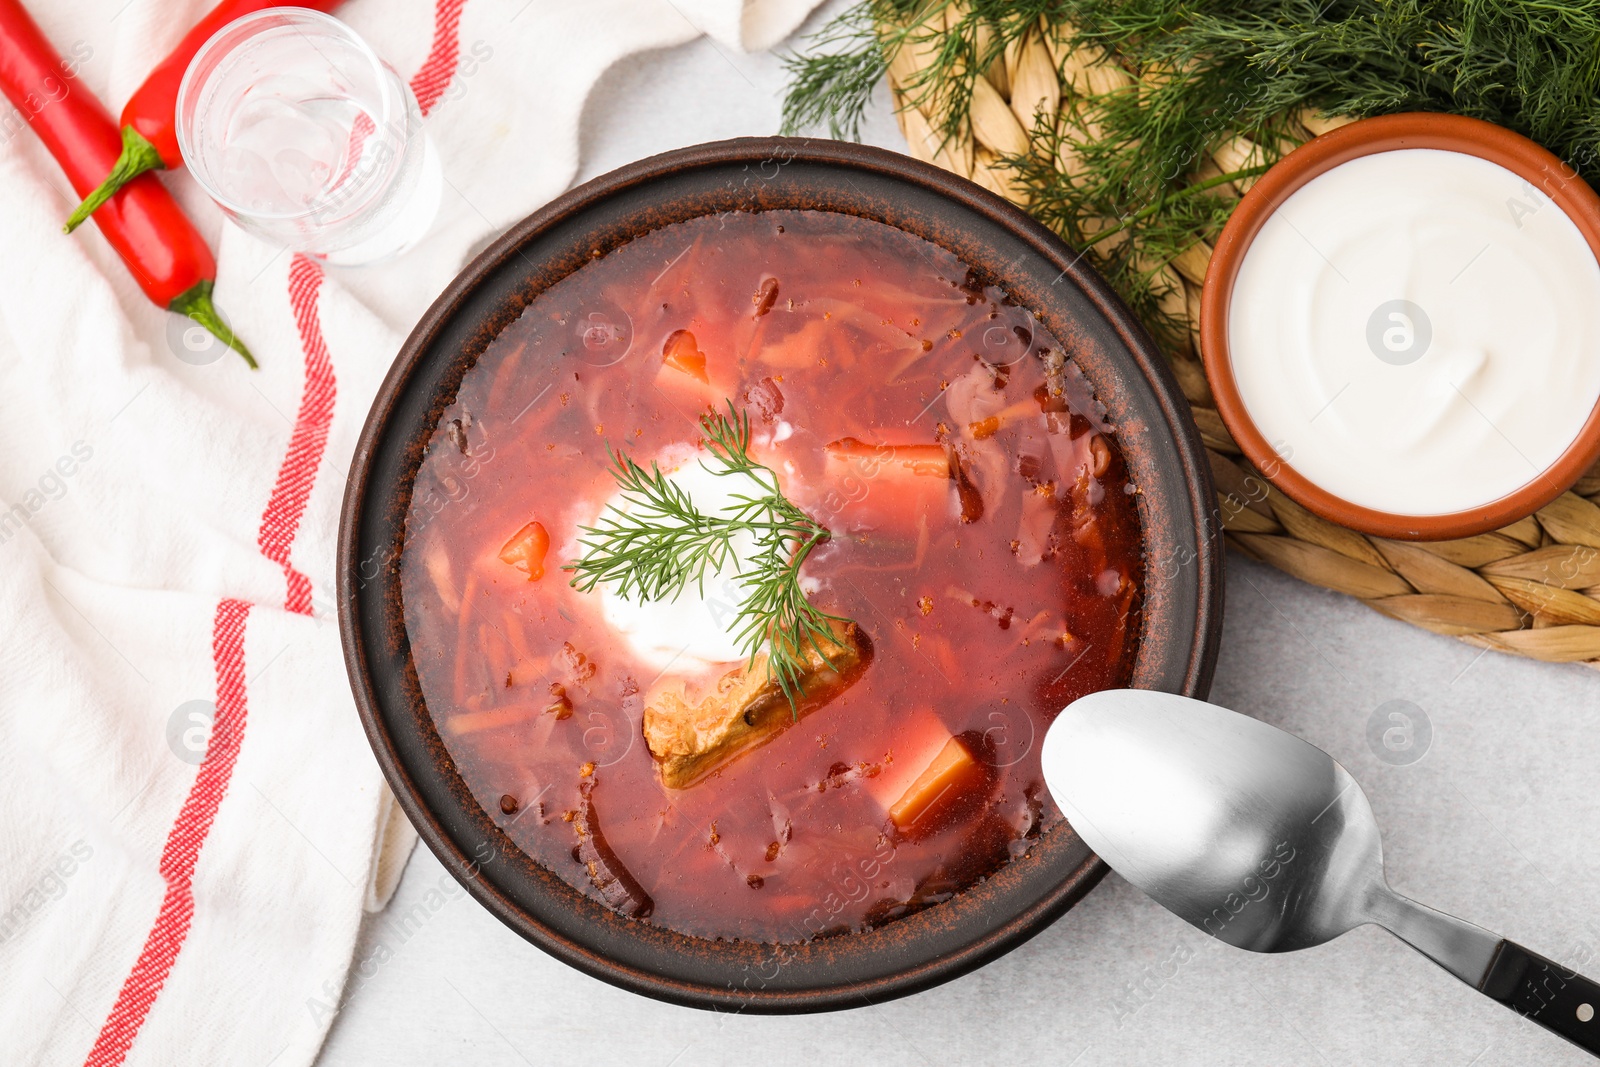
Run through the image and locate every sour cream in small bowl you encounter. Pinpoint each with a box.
[1201,113,1600,539]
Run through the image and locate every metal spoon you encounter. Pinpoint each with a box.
[1041,688,1600,1057]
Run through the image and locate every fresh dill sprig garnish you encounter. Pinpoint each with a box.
[782,0,1600,350]
[566,403,843,711]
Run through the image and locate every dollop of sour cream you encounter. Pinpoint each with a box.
[1227,148,1600,515]
[595,453,760,673]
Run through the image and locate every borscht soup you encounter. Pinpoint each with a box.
[400,209,1145,942]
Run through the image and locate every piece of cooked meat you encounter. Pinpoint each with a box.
[643,620,871,789]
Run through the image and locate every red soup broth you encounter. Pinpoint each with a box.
[400,209,1144,942]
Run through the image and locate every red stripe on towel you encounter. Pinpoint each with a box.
[259,254,338,615]
[84,6,469,1056]
[409,0,467,117]
[83,600,252,1067]
[84,259,339,1065]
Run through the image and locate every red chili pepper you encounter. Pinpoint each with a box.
[63,0,343,233]
[0,0,254,366]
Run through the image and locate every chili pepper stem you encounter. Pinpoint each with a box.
[62,126,166,234]
[169,280,258,369]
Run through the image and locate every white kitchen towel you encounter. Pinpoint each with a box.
[0,1,824,1064]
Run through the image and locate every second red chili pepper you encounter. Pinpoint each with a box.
[63,0,343,233]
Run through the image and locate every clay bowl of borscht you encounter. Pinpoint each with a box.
[338,137,1223,1011]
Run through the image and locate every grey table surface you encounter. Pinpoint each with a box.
[317,9,1600,1065]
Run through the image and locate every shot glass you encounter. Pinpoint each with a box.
[176,8,442,265]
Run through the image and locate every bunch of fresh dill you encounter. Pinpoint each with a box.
[782,0,1600,348]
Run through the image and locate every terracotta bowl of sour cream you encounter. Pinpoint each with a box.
[1201,112,1600,540]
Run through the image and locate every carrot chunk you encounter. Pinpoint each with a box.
[825,437,949,477]
[887,733,990,836]
[662,329,709,383]
[821,437,951,534]
[444,703,541,736]
[498,520,550,580]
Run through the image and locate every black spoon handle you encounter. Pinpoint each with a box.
[1479,940,1600,1056]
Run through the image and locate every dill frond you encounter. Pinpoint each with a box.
[567,403,843,712]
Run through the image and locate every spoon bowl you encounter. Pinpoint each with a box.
[1042,690,1386,956]
[1042,689,1600,1057]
